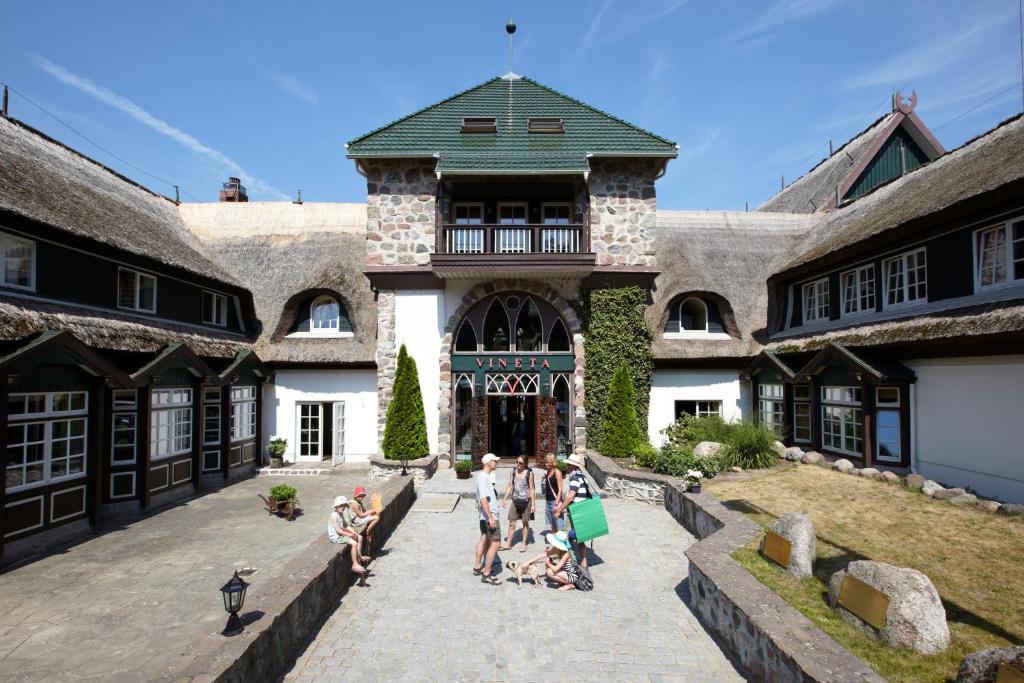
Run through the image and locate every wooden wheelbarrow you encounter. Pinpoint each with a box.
[258,494,298,521]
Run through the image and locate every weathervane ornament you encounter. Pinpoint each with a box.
[892,90,917,115]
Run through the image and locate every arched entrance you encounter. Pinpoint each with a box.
[450,292,575,465]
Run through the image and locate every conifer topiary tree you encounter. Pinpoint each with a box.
[601,364,644,457]
[382,344,429,459]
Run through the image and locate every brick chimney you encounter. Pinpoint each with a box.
[219,177,248,202]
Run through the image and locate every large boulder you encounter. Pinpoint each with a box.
[881,471,901,484]
[906,473,925,490]
[693,441,724,459]
[782,447,804,462]
[947,493,978,506]
[934,487,967,501]
[828,561,950,654]
[801,451,823,465]
[859,467,881,479]
[976,500,1001,513]
[997,503,1024,517]
[922,480,945,497]
[761,512,816,578]
[833,459,855,474]
[773,440,786,457]
[956,646,1024,682]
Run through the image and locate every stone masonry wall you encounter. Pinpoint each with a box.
[375,290,397,445]
[588,158,659,267]
[364,160,438,267]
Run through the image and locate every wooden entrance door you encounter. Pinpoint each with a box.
[471,397,488,469]
[535,396,557,462]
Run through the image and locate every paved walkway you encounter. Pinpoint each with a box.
[0,467,370,682]
[286,477,744,683]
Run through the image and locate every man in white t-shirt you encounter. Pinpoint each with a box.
[473,453,502,585]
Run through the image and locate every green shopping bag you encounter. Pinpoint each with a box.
[567,496,609,543]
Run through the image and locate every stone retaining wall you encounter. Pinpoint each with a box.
[369,453,438,490]
[587,452,885,683]
[160,476,416,683]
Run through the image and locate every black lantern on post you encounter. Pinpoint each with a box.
[400,454,409,476]
[220,570,249,636]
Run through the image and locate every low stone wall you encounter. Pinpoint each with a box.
[586,451,670,505]
[369,453,437,489]
[587,453,885,683]
[160,476,416,683]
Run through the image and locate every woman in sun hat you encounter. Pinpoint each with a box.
[552,452,591,567]
[529,529,592,591]
[347,486,380,549]
[328,495,368,574]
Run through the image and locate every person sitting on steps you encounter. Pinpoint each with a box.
[328,495,369,575]
[346,486,380,553]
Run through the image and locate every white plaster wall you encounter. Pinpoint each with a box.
[906,355,1024,504]
[264,369,378,463]
[647,370,748,446]
[394,290,445,454]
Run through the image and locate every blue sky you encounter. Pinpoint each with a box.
[3,1,1022,210]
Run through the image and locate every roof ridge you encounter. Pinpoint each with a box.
[517,76,677,148]
[346,76,503,148]
[0,115,177,206]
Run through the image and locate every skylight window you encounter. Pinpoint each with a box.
[460,117,497,134]
[528,117,564,133]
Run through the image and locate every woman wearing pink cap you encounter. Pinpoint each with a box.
[346,486,380,553]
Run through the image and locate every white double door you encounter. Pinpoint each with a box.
[296,401,345,464]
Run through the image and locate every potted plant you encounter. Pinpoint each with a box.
[267,437,287,468]
[684,469,704,494]
[267,483,299,520]
[454,460,472,480]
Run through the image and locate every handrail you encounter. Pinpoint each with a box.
[440,223,586,254]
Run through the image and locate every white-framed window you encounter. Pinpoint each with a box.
[793,384,811,443]
[821,386,862,456]
[203,387,221,446]
[757,383,785,436]
[230,386,256,442]
[111,389,137,465]
[1,231,36,290]
[497,202,528,225]
[297,403,323,458]
[802,278,829,322]
[452,203,484,225]
[876,387,901,462]
[674,400,722,420]
[974,220,1024,289]
[680,297,708,332]
[841,264,875,315]
[541,203,572,225]
[117,267,157,313]
[202,290,228,326]
[7,392,88,491]
[150,388,192,459]
[883,248,927,307]
[311,297,340,332]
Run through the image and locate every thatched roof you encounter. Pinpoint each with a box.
[0,294,249,359]
[780,113,1024,273]
[652,210,820,360]
[181,202,376,365]
[0,116,237,285]
[758,113,897,214]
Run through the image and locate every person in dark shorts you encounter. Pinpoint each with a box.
[500,456,535,552]
[473,453,502,585]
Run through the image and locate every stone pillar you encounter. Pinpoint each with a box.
[375,290,397,447]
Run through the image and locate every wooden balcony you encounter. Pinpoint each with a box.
[431,223,595,278]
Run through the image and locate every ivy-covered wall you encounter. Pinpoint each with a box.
[580,287,654,451]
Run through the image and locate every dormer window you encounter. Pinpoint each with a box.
[664,296,729,339]
[460,116,497,134]
[287,294,353,338]
[311,297,340,331]
[528,117,564,133]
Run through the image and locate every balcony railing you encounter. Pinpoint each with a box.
[440,224,586,254]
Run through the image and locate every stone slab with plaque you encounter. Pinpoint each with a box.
[761,530,792,568]
[837,573,890,630]
[998,661,1024,683]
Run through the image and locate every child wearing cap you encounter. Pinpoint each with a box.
[347,486,380,549]
[328,496,369,575]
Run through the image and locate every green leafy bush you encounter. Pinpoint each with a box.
[601,364,644,457]
[269,484,297,502]
[454,460,472,473]
[556,460,567,473]
[632,441,660,469]
[720,420,778,470]
[267,437,287,458]
[382,344,429,460]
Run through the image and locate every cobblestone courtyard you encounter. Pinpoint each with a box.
[286,484,744,683]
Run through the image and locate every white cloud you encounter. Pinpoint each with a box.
[31,54,287,200]
[730,0,844,43]
[679,126,723,161]
[268,72,318,105]
[647,50,671,82]
[582,0,689,47]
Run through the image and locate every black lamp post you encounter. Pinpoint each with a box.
[400,454,409,476]
[220,570,249,636]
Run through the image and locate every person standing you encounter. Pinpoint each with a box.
[552,453,591,567]
[500,456,535,552]
[473,453,502,585]
[542,453,564,532]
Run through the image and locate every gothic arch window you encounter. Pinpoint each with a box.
[515,298,543,352]
[547,318,570,352]
[482,299,510,351]
[454,319,477,352]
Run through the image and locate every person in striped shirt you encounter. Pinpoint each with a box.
[552,453,591,567]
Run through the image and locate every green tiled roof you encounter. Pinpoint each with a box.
[347,74,677,170]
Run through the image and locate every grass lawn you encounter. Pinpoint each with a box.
[706,465,1024,683]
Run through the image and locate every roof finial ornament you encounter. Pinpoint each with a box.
[506,18,517,76]
[892,89,917,115]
